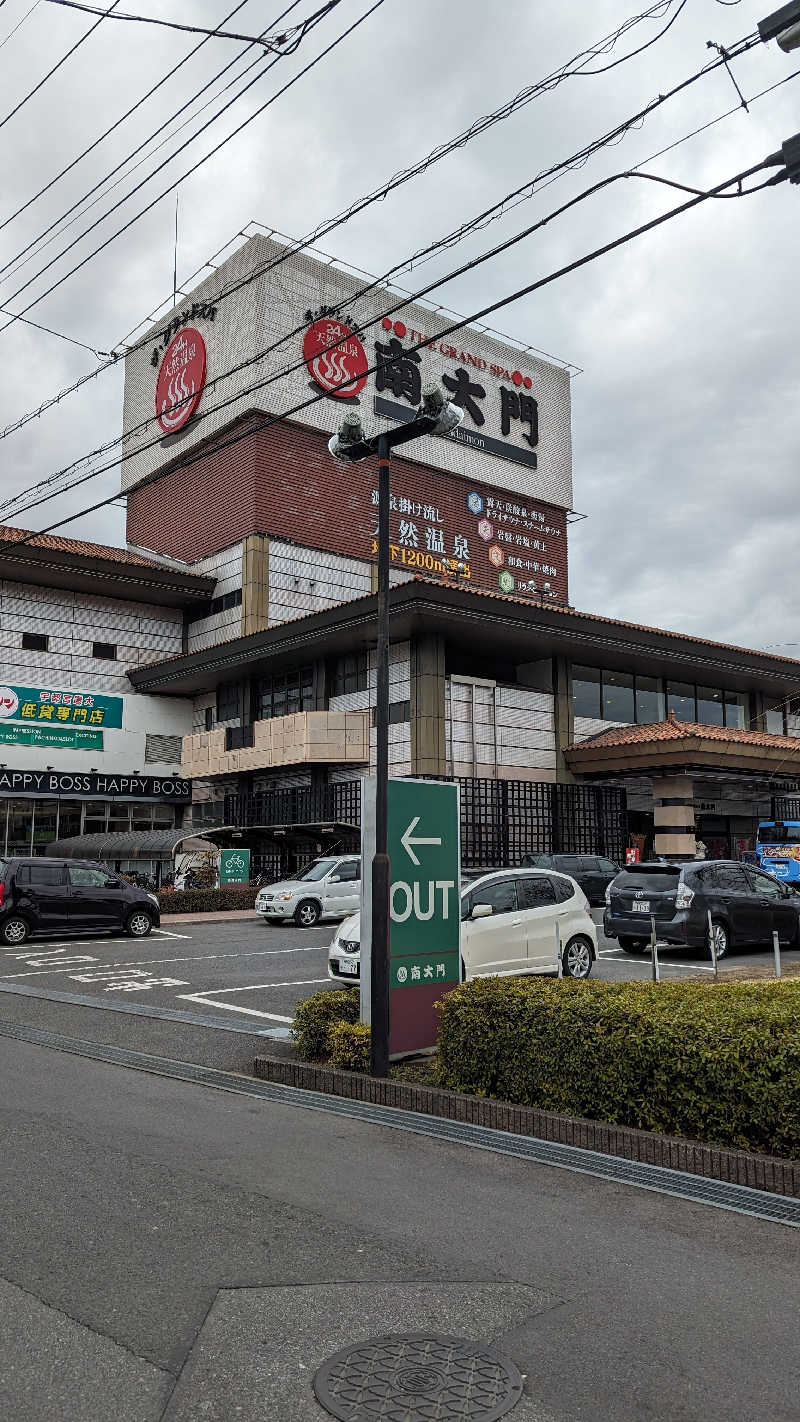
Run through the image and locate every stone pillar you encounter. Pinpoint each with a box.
[241,533,269,637]
[410,631,447,777]
[552,655,575,784]
[653,776,696,859]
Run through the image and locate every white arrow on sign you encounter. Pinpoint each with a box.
[400,815,442,867]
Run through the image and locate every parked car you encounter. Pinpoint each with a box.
[521,852,620,906]
[328,867,597,982]
[255,855,360,927]
[0,857,161,946]
[603,859,800,959]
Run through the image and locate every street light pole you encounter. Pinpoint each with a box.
[328,388,463,1076]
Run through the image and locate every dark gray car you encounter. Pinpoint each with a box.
[0,857,161,945]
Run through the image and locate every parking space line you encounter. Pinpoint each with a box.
[0,950,330,981]
[175,995,294,1023]
[184,978,331,993]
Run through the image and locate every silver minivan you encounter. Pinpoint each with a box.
[255,856,360,926]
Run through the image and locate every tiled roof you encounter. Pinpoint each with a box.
[570,716,800,753]
[0,523,176,570]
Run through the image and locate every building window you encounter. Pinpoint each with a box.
[667,681,696,722]
[602,669,634,723]
[92,641,117,660]
[188,588,242,623]
[572,665,601,719]
[216,680,241,723]
[697,686,725,727]
[371,700,411,727]
[204,705,214,731]
[333,652,369,697]
[635,675,664,725]
[766,706,785,735]
[22,632,48,651]
[258,667,313,720]
[724,691,747,728]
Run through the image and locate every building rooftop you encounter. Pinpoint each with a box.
[0,523,216,609]
[572,713,800,753]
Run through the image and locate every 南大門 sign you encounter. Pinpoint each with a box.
[361,777,460,1056]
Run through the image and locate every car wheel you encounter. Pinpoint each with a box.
[125,910,153,938]
[1,915,29,946]
[707,918,729,961]
[294,900,321,927]
[619,936,647,953]
[562,935,593,979]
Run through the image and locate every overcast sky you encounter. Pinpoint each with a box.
[0,0,797,653]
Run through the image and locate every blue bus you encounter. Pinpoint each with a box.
[755,820,800,882]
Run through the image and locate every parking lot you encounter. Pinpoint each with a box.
[0,911,796,1029]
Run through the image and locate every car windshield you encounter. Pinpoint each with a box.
[295,858,338,882]
[612,868,681,894]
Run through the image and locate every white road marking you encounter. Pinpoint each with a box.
[152,929,193,939]
[175,996,294,1023]
[185,978,331,993]
[0,946,329,980]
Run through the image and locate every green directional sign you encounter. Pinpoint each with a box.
[219,848,250,884]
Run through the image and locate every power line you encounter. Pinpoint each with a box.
[43,0,327,49]
[0,0,365,335]
[0,0,42,53]
[5,148,786,536]
[0,0,120,134]
[0,2,754,447]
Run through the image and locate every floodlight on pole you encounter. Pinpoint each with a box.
[759,1,800,52]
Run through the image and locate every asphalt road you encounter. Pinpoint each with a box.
[0,911,795,1029]
[0,1031,797,1421]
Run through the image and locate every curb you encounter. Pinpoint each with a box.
[253,1055,800,1199]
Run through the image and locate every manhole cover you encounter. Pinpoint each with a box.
[313,1332,524,1421]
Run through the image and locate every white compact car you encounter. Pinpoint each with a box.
[328,867,597,982]
[255,855,360,927]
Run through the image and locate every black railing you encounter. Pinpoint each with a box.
[224,777,627,867]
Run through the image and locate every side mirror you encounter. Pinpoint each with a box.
[471,902,494,920]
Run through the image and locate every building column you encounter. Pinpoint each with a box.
[552,655,575,784]
[410,631,447,777]
[241,533,269,637]
[653,776,696,859]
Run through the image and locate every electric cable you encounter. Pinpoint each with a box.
[0,0,370,336]
[0,0,42,53]
[4,149,786,540]
[0,0,120,134]
[43,0,330,49]
[0,7,767,450]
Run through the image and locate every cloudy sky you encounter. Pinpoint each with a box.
[0,0,797,652]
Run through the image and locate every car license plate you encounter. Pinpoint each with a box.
[339,959,358,975]
[631,900,650,914]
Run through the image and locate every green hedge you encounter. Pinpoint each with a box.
[436,977,800,1156]
[157,885,259,914]
[328,1020,371,1072]
[292,986,360,1059]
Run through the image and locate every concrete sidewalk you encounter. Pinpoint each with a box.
[160,908,260,923]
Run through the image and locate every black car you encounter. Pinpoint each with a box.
[0,857,161,946]
[521,852,620,906]
[603,859,800,959]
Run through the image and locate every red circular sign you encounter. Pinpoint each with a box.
[303,318,368,399]
[155,327,207,434]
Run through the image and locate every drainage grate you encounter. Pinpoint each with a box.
[313,1333,524,1421]
[0,1017,798,1227]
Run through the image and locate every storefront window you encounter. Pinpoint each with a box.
[602,670,634,723]
[697,686,725,726]
[724,691,747,729]
[132,805,154,831]
[635,676,664,724]
[572,665,601,719]
[82,801,108,834]
[108,805,133,833]
[667,681,696,722]
[7,799,32,855]
[31,799,57,851]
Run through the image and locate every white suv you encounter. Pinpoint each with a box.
[255,856,360,927]
[328,868,597,981]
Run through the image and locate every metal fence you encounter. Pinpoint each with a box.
[222,777,627,869]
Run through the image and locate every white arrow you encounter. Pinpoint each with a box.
[400,815,442,867]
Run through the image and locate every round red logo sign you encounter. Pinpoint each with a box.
[303,318,368,399]
[155,327,207,434]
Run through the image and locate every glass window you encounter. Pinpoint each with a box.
[92,641,117,660]
[17,862,65,885]
[522,854,552,868]
[68,865,111,887]
[635,676,664,725]
[22,632,48,651]
[132,807,153,831]
[746,869,784,897]
[697,687,725,727]
[216,680,241,723]
[331,861,359,882]
[598,859,619,874]
[517,876,555,908]
[296,858,338,882]
[470,878,518,915]
[259,667,314,720]
[554,856,581,872]
[82,801,108,833]
[711,865,749,894]
[204,705,214,731]
[31,799,57,849]
[667,681,696,722]
[333,652,369,697]
[550,876,574,903]
[613,867,681,894]
[571,665,600,719]
[56,801,81,840]
[7,799,32,855]
[602,669,634,723]
[724,691,747,729]
[765,707,785,735]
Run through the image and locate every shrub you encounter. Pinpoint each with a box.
[292,986,360,1059]
[157,886,259,914]
[328,1020,371,1072]
[436,977,800,1156]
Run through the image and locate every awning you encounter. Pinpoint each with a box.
[43,828,234,861]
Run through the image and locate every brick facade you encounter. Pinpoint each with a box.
[126,415,569,606]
